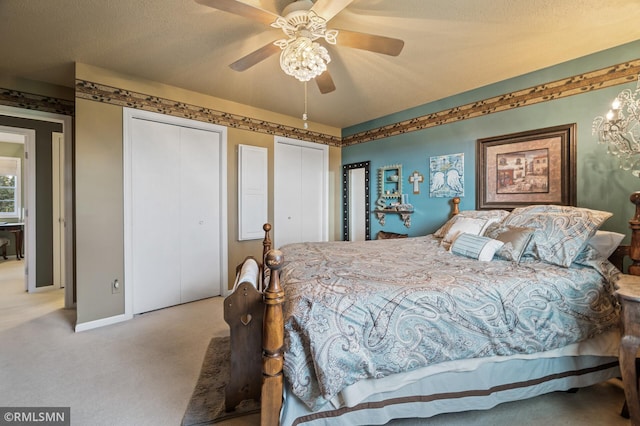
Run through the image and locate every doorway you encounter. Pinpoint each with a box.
[0,106,73,309]
[0,129,31,291]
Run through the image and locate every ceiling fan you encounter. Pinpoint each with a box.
[195,0,405,94]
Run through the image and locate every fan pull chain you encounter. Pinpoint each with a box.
[303,81,308,129]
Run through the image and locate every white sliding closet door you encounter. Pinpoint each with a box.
[300,146,324,240]
[131,119,182,314]
[274,137,328,248]
[129,115,225,315]
[180,127,221,303]
[275,142,302,247]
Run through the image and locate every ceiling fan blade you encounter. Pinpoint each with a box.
[310,0,354,21]
[195,0,280,25]
[335,29,404,56]
[315,71,336,94]
[229,42,281,71]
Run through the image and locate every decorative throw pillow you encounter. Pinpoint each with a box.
[483,223,535,263]
[433,209,510,239]
[433,215,461,239]
[501,205,612,267]
[443,217,487,245]
[450,233,504,261]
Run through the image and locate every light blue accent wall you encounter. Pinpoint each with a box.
[343,40,640,241]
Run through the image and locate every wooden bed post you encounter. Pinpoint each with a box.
[261,249,285,426]
[262,223,273,290]
[629,192,640,276]
[451,196,460,216]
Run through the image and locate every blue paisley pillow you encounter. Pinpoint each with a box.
[501,205,612,267]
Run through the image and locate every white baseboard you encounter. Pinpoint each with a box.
[75,313,133,332]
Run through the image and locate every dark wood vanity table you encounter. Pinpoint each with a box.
[0,222,24,259]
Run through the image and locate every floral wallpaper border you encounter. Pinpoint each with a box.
[2,58,639,148]
[342,59,640,146]
[0,87,74,116]
[74,80,342,147]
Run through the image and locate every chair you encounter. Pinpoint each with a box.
[0,237,9,260]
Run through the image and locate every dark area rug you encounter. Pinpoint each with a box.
[182,336,260,426]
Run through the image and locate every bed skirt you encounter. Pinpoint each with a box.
[280,332,620,426]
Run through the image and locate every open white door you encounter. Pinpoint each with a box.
[52,132,65,289]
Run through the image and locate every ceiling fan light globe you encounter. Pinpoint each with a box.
[280,37,331,82]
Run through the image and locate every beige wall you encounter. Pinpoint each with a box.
[328,145,342,241]
[75,98,124,323]
[75,63,342,326]
[0,75,74,101]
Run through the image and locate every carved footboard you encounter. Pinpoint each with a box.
[224,225,284,424]
[223,257,263,412]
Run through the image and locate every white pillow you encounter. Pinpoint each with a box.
[450,233,504,261]
[585,230,625,259]
[443,217,487,244]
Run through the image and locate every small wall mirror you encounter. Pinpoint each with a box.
[342,161,370,241]
[377,164,403,207]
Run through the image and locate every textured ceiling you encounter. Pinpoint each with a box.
[1,0,640,128]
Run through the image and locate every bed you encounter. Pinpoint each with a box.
[225,196,640,426]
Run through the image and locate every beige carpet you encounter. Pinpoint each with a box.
[0,259,230,426]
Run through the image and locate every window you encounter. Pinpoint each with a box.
[0,156,21,218]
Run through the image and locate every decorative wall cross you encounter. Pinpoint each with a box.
[409,171,424,194]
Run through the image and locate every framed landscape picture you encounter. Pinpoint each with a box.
[476,124,576,210]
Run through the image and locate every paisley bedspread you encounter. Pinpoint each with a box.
[279,236,620,410]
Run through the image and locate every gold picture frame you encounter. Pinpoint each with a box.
[476,124,576,210]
